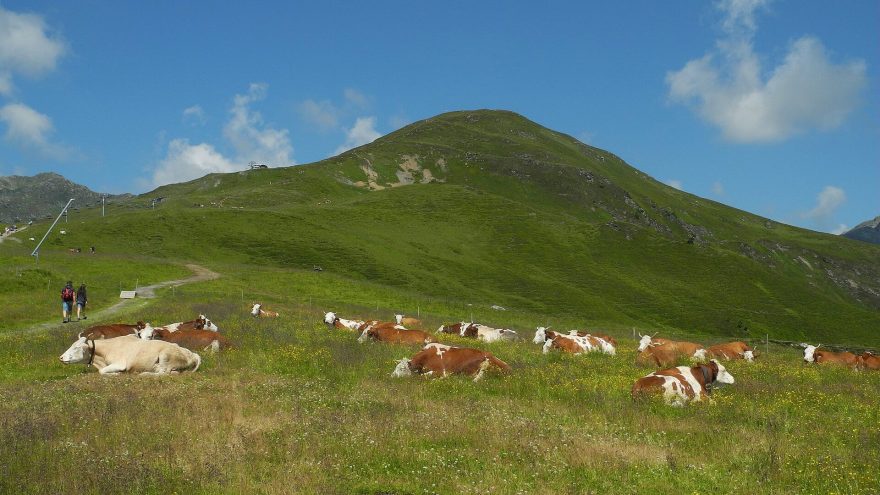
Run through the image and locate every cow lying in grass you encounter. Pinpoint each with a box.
[395,314,422,328]
[161,314,219,332]
[632,359,734,407]
[707,341,756,362]
[437,322,519,343]
[636,334,706,368]
[251,303,279,318]
[60,334,201,375]
[83,321,146,339]
[533,327,616,355]
[392,343,511,382]
[803,344,859,368]
[137,324,231,353]
[323,312,365,331]
[858,352,880,371]
[358,322,436,345]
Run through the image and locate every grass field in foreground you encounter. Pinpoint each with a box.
[0,266,877,495]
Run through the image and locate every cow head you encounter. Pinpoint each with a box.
[803,344,819,363]
[692,348,708,362]
[395,314,404,325]
[323,312,337,326]
[637,334,654,352]
[391,358,413,377]
[498,329,519,341]
[595,337,616,356]
[251,303,262,316]
[743,350,756,362]
[202,318,219,332]
[533,327,549,344]
[712,359,735,385]
[136,321,147,330]
[357,327,373,343]
[137,324,157,340]
[60,335,92,364]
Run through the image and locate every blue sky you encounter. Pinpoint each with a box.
[0,0,876,234]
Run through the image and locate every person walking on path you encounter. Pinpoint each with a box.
[75,283,88,321]
[61,281,75,323]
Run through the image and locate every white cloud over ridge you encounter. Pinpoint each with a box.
[664,179,684,191]
[0,102,67,158]
[666,0,866,143]
[802,185,846,231]
[0,6,66,95]
[152,139,236,187]
[334,117,382,155]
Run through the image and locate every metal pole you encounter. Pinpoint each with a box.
[102,195,105,217]
[32,198,74,260]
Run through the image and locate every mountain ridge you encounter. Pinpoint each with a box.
[0,172,130,224]
[843,215,880,245]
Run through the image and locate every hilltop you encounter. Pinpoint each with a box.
[0,172,129,224]
[843,215,880,245]
[5,110,879,344]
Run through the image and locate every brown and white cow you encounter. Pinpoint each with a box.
[83,321,147,340]
[437,322,518,343]
[533,327,617,352]
[358,322,437,345]
[60,334,201,375]
[137,325,231,353]
[161,314,219,332]
[251,303,279,318]
[636,333,674,352]
[636,335,706,368]
[392,343,511,382]
[857,352,880,371]
[803,344,859,368]
[395,314,423,328]
[631,359,735,407]
[534,327,616,355]
[707,341,756,362]
[323,312,365,331]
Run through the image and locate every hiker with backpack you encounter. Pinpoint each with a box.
[76,283,88,321]
[61,281,75,323]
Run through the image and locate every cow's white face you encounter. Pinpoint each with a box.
[692,348,708,361]
[713,360,735,384]
[743,350,755,362]
[60,337,90,364]
[597,338,616,355]
[137,325,156,340]
[533,327,547,344]
[395,314,404,324]
[203,318,219,332]
[803,345,818,363]
[324,312,336,325]
[357,328,370,343]
[391,359,412,377]
[637,335,653,352]
[251,304,261,316]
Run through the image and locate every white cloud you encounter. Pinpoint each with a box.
[223,83,293,167]
[831,224,849,235]
[664,179,684,191]
[0,6,67,94]
[182,105,206,125]
[298,99,338,131]
[666,1,866,143]
[712,181,725,196]
[343,88,369,108]
[151,138,236,187]
[0,102,67,157]
[802,186,846,230]
[334,117,382,155]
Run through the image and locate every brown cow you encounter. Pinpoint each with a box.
[251,303,279,318]
[533,327,617,353]
[138,325,231,353]
[636,339,707,368]
[537,329,616,355]
[857,352,880,371]
[395,314,423,328]
[83,321,147,339]
[392,343,511,381]
[707,341,756,362]
[358,322,436,345]
[803,345,859,368]
[631,359,735,406]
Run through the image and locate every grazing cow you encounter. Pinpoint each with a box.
[83,321,147,340]
[251,303,279,318]
[707,341,756,362]
[803,345,859,368]
[537,328,616,356]
[437,322,519,343]
[358,322,437,345]
[857,352,880,371]
[632,359,735,407]
[137,325,231,353]
[161,314,219,332]
[60,334,201,375]
[323,312,365,331]
[395,314,423,328]
[392,343,511,382]
[533,327,618,349]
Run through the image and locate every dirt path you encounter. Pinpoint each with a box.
[7,264,220,336]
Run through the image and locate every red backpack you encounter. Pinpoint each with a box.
[62,287,74,301]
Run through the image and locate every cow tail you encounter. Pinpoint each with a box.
[488,355,511,373]
[192,353,202,372]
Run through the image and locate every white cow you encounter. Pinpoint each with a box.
[60,334,201,375]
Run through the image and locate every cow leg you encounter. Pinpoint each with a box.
[98,363,127,374]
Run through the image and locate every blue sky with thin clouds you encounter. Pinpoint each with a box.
[0,1,876,234]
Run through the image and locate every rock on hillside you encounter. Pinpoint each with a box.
[843,216,880,245]
[0,172,130,223]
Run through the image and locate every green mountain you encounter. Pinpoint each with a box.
[0,172,129,224]
[14,110,880,344]
[843,216,880,245]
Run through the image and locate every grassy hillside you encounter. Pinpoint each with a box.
[2,110,878,345]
